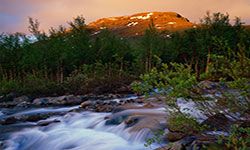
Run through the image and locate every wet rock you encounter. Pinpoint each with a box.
[110,101,117,106]
[4,92,17,101]
[80,100,92,108]
[197,81,218,90]
[15,101,31,108]
[166,132,186,142]
[37,119,61,126]
[124,116,141,128]
[202,113,233,132]
[33,98,49,105]
[48,96,68,105]
[188,134,219,150]
[108,94,118,99]
[161,134,220,150]
[158,136,197,150]
[25,115,50,122]
[105,115,128,126]
[156,142,183,150]
[95,100,103,105]
[95,105,113,112]
[63,95,82,105]
[32,95,83,106]
[119,100,124,104]
[107,108,166,133]
[13,96,30,103]
[143,102,155,108]
[78,95,90,101]
[0,102,17,108]
[0,117,17,125]
[0,95,30,108]
[192,81,225,98]
[136,98,144,104]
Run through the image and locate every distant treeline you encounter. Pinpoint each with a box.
[0,12,249,95]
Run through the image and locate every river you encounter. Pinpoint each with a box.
[0,105,161,150]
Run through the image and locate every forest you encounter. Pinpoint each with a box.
[0,12,249,96]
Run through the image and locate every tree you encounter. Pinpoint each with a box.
[140,21,166,73]
[28,17,47,41]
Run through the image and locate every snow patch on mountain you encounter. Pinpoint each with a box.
[130,12,153,20]
[127,22,138,27]
[168,22,176,25]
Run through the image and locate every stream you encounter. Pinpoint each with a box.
[0,105,161,150]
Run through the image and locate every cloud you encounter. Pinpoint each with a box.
[0,0,249,33]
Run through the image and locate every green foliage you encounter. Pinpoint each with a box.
[228,78,250,96]
[144,130,165,148]
[0,79,21,95]
[218,125,250,150]
[21,75,65,96]
[167,113,205,134]
[205,49,250,81]
[132,63,197,98]
[0,12,250,96]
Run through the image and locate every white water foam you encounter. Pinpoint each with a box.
[5,111,158,150]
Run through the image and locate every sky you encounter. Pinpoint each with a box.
[0,0,250,33]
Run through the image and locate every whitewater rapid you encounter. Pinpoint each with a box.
[2,108,159,150]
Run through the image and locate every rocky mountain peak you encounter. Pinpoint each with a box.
[87,12,195,37]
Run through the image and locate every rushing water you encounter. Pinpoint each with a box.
[1,107,160,150]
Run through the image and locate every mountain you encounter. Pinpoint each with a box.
[87,12,195,37]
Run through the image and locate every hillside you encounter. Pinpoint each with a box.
[87,12,195,37]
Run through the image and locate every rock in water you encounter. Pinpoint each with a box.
[166,132,186,142]
[80,100,92,108]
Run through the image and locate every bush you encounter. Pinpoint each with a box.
[0,79,21,95]
[21,74,65,96]
[65,63,134,94]
[132,63,197,98]
[218,125,250,150]
[167,113,204,134]
[204,48,250,81]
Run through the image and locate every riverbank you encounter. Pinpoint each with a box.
[0,81,249,150]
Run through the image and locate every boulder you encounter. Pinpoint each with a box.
[4,92,17,101]
[80,100,92,108]
[156,142,183,150]
[48,96,67,105]
[105,115,128,126]
[188,134,219,150]
[25,115,50,122]
[63,95,82,105]
[197,81,217,90]
[95,105,113,112]
[143,102,155,108]
[0,117,17,125]
[15,101,31,108]
[202,113,233,132]
[13,96,30,103]
[33,98,49,105]
[166,132,186,142]
[124,116,141,128]
[37,119,60,126]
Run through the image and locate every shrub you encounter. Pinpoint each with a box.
[0,79,21,95]
[132,62,197,98]
[218,125,250,150]
[167,113,204,134]
[21,75,65,96]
